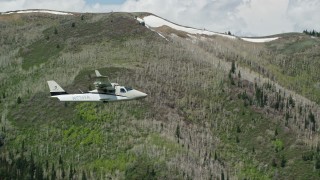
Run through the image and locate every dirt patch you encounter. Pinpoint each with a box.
[0,14,22,21]
[155,25,189,38]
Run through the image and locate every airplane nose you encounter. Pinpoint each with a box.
[133,90,147,99]
[140,92,147,98]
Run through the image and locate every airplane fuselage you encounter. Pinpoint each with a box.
[47,70,147,103]
[52,92,144,102]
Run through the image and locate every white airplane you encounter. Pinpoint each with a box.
[47,70,147,102]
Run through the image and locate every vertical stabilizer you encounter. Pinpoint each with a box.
[95,70,102,77]
[47,81,68,96]
[95,70,107,78]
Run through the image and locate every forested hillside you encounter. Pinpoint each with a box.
[0,11,320,179]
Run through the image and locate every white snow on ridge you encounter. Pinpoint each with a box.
[137,15,280,43]
[136,17,144,24]
[137,16,168,41]
[241,37,279,43]
[2,10,73,16]
[140,15,236,39]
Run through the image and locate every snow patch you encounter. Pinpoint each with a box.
[136,16,168,41]
[139,15,236,39]
[2,10,73,16]
[241,37,279,43]
[136,17,144,23]
[156,32,168,40]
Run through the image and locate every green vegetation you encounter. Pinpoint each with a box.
[265,35,320,103]
[20,38,64,69]
[303,29,320,37]
[0,12,319,179]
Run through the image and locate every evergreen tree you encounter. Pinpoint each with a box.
[82,170,87,180]
[214,151,218,160]
[280,101,284,111]
[303,29,320,37]
[45,159,49,171]
[69,164,74,179]
[309,110,315,124]
[281,155,286,167]
[308,110,316,131]
[305,118,309,129]
[21,140,25,152]
[62,166,66,179]
[264,94,268,106]
[54,27,58,34]
[59,155,63,166]
[16,154,26,176]
[255,85,264,107]
[236,136,240,143]
[315,155,320,169]
[236,125,241,133]
[302,151,314,161]
[175,124,181,141]
[271,158,277,167]
[229,71,235,85]
[35,164,44,180]
[51,163,56,180]
[221,170,225,180]
[231,61,236,74]
[29,153,36,179]
[288,95,295,108]
[285,111,290,123]
[17,96,22,104]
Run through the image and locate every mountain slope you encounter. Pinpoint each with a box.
[0,11,320,179]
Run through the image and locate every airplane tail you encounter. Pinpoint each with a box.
[95,70,107,78]
[95,70,102,77]
[47,80,68,96]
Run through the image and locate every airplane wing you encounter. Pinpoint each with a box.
[94,70,114,92]
[94,81,113,91]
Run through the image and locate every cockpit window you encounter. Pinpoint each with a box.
[120,88,126,93]
[125,87,133,91]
